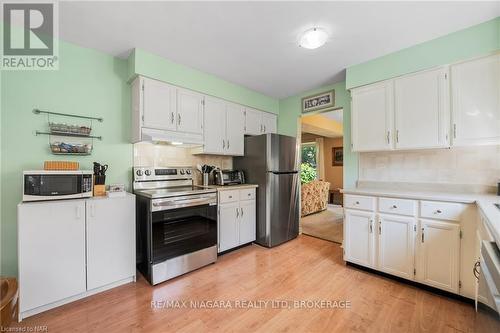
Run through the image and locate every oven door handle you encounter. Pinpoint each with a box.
[152,196,216,211]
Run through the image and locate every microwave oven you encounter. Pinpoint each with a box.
[213,170,245,186]
[23,170,93,202]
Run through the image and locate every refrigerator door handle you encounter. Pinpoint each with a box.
[269,171,299,175]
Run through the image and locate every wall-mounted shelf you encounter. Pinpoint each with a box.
[35,131,102,141]
[33,109,103,122]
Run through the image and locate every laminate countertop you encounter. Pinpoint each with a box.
[341,187,500,249]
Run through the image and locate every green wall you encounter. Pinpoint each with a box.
[0,41,132,276]
[346,17,500,89]
[129,49,279,114]
[278,82,357,189]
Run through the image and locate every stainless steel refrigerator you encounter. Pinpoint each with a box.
[234,133,299,247]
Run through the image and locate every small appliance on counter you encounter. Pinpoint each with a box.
[213,169,245,186]
[93,162,108,196]
[23,170,93,202]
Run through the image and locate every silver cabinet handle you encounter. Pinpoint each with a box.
[178,113,181,125]
[227,140,230,149]
[171,112,175,124]
[264,125,266,132]
[391,205,397,209]
[421,228,425,243]
[369,219,373,233]
[236,207,239,218]
[386,131,390,144]
[396,130,400,143]
[379,222,381,235]
[434,209,442,214]
[222,139,225,149]
[355,201,360,205]
[240,207,244,217]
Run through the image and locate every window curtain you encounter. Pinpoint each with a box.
[315,138,325,180]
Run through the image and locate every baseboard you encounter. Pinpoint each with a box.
[346,262,474,304]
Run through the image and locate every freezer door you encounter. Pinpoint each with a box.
[267,134,298,173]
[267,171,299,247]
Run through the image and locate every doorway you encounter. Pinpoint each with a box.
[299,109,344,244]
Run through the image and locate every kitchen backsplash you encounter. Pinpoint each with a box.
[134,143,233,183]
[359,145,500,188]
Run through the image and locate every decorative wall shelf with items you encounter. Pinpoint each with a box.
[33,109,103,156]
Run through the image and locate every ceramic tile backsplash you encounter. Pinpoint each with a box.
[359,146,500,187]
[134,143,232,183]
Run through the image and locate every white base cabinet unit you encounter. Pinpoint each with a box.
[217,188,256,253]
[17,194,136,320]
[343,194,475,298]
[131,76,204,144]
[244,108,277,135]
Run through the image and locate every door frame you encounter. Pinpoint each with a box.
[297,107,344,231]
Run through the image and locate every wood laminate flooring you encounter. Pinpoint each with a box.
[10,235,480,333]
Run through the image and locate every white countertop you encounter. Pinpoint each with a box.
[197,184,258,191]
[341,187,500,248]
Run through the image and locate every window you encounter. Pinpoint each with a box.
[300,142,318,184]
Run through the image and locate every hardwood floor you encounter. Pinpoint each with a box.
[11,235,479,332]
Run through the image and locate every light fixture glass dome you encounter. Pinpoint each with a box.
[299,27,328,49]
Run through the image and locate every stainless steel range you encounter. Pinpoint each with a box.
[133,166,217,285]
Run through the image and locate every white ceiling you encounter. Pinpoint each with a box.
[321,109,343,124]
[58,1,500,99]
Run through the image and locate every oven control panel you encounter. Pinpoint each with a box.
[134,167,193,182]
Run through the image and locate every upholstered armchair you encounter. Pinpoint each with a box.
[301,180,330,216]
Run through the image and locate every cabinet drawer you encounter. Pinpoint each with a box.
[420,201,465,221]
[379,197,416,216]
[219,190,239,204]
[344,195,375,211]
[239,188,256,201]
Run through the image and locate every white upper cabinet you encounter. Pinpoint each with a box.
[176,88,204,135]
[244,108,263,135]
[225,103,245,156]
[196,97,244,156]
[262,112,277,134]
[244,108,277,135]
[394,67,450,150]
[451,54,500,146]
[351,81,393,152]
[203,97,226,154]
[142,77,177,131]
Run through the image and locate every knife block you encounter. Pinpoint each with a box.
[94,185,106,197]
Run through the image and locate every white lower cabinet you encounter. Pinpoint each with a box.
[18,200,87,314]
[344,194,473,298]
[17,194,136,319]
[378,214,415,280]
[86,196,136,290]
[218,189,256,253]
[417,219,460,293]
[344,209,375,268]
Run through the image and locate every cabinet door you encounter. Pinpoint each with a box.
[394,67,449,149]
[225,103,245,156]
[239,199,256,245]
[262,112,277,134]
[86,196,136,290]
[344,209,375,268]
[351,81,393,152]
[176,88,204,134]
[244,108,263,135]
[378,214,415,280]
[218,202,240,252]
[142,77,177,130]
[18,200,86,312]
[417,219,460,293]
[451,54,500,146]
[203,97,226,154]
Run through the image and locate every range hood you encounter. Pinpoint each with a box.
[140,128,204,147]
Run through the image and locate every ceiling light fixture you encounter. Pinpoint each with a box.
[299,27,328,50]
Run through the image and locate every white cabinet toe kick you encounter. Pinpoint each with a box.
[343,194,477,299]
